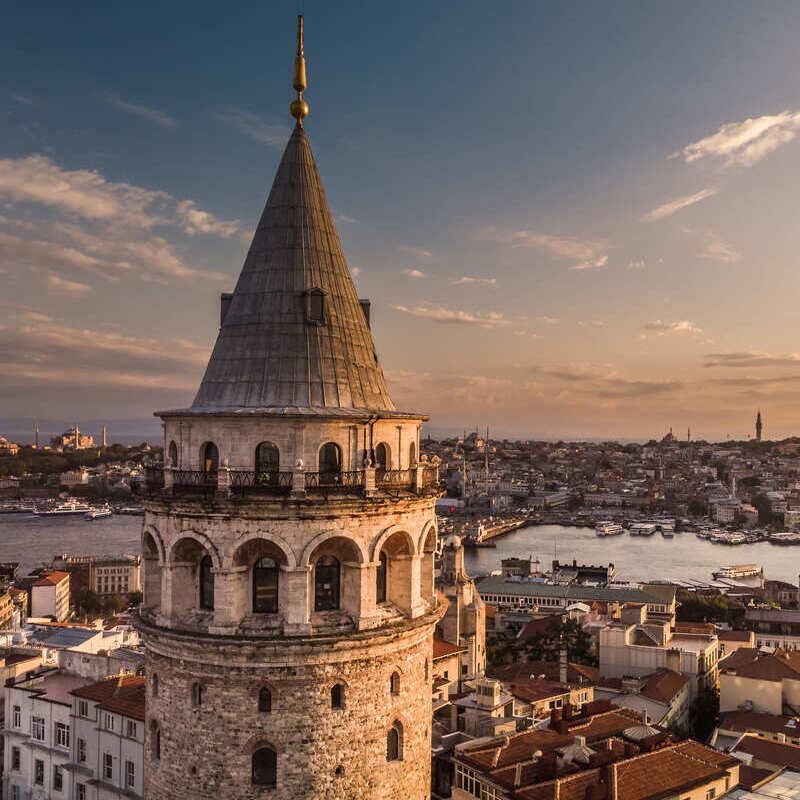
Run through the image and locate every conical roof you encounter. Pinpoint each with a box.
[190,123,397,415]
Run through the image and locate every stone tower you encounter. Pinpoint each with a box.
[136,17,442,800]
[756,409,762,441]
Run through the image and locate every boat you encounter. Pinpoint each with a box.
[630,523,656,536]
[117,507,144,516]
[596,521,625,537]
[85,505,113,520]
[713,564,762,580]
[769,532,800,545]
[34,501,93,516]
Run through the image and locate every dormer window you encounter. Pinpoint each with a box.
[305,288,326,324]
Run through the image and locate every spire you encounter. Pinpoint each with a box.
[190,22,395,415]
[290,15,309,124]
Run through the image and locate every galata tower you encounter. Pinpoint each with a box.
[135,15,443,800]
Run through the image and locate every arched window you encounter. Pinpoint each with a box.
[390,671,400,695]
[258,687,272,713]
[314,555,340,611]
[331,683,344,709]
[376,551,387,604]
[192,682,203,708]
[253,557,279,613]
[168,440,178,467]
[199,555,214,610]
[152,673,159,698]
[150,721,160,761]
[251,747,277,787]
[318,442,341,475]
[201,442,218,473]
[409,441,416,468]
[255,442,279,481]
[375,442,389,470]
[386,721,402,761]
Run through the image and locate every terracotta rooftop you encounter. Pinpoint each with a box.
[71,675,146,721]
[719,648,800,682]
[433,636,465,660]
[31,571,69,587]
[639,670,688,704]
[733,733,800,770]
[719,710,800,736]
[717,629,754,642]
[458,729,574,772]
[506,678,570,704]
[489,660,599,686]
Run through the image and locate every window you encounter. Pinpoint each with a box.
[34,759,44,785]
[390,671,400,696]
[31,716,45,741]
[318,442,342,475]
[386,721,403,761]
[253,557,279,613]
[306,288,325,323]
[10,785,19,800]
[78,738,87,763]
[77,699,88,718]
[77,784,86,800]
[127,720,137,738]
[151,724,161,761]
[255,441,280,480]
[706,790,716,800]
[53,765,63,792]
[314,555,340,611]
[375,442,389,470]
[152,673,159,698]
[11,746,20,771]
[192,683,203,708]
[331,683,344,709]
[259,687,272,714]
[252,747,277,787]
[376,551,387,604]
[55,722,70,748]
[168,440,178,467]
[199,555,214,610]
[201,441,219,473]
[12,704,20,728]
[104,713,115,731]
[103,752,113,780]
[409,441,416,468]
[125,760,135,789]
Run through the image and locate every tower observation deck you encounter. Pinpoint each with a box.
[136,17,443,800]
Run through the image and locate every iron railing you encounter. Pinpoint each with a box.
[305,470,363,491]
[173,469,218,489]
[376,468,413,487]
[229,470,293,494]
[143,467,165,489]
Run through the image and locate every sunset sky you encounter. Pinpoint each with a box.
[3,1,800,440]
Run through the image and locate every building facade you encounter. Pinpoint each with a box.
[135,18,443,800]
[91,555,141,597]
[30,572,70,622]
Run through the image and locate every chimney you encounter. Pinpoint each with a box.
[359,299,371,328]
[604,762,618,800]
[220,292,233,326]
[563,701,574,720]
[560,646,568,684]
[641,709,648,725]
[551,707,563,728]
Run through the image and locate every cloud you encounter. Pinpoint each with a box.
[104,94,176,128]
[703,351,800,368]
[351,267,360,277]
[628,258,646,270]
[452,276,497,286]
[699,233,740,264]
[393,305,512,329]
[674,111,800,167]
[0,231,108,277]
[577,320,607,328]
[477,227,608,271]
[643,320,703,334]
[175,200,239,238]
[529,363,684,399]
[643,188,718,222]
[402,268,426,278]
[47,274,92,297]
[397,245,433,260]
[216,108,290,147]
[536,316,560,325]
[335,215,357,224]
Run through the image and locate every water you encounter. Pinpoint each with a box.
[0,513,142,571]
[0,515,797,587]
[463,524,800,585]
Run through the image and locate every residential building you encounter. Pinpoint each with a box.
[91,555,141,596]
[595,670,690,729]
[745,607,800,650]
[719,648,800,715]
[0,590,15,631]
[714,710,800,749]
[30,571,70,622]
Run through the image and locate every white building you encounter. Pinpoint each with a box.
[30,572,70,622]
[4,667,145,800]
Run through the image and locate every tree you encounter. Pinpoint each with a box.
[690,685,719,741]
[751,492,775,525]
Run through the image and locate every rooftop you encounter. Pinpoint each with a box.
[72,674,146,721]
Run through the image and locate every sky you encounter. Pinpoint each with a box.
[3,1,800,441]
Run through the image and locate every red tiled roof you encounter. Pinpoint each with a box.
[719,710,799,736]
[733,733,800,770]
[488,660,599,686]
[639,670,688,704]
[737,764,776,790]
[32,571,69,587]
[506,678,570,704]
[720,649,800,682]
[563,708,642,742]
[518,615,562,641]
[458,729,573,771]
[71,675,145,721]
[432,636,465,660]
[716,629,754,642]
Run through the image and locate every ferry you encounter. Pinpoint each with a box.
[713,564,762,580]
[630,523,656,536]
[596,521,625,537]
[34,501,93,516]
[85,505,113,520]
[769,532,800,545]
[117,507,144,516]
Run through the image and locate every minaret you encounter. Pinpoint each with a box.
[136,17,442,800]
[74,423,79,449]
[34,423,38,449]
[101,425,107,449]
[756,410,762,442]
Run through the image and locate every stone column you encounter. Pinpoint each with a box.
[363,465,377,497]
[414,464,425,494]
[163,466,174,492]
[342,561,371,629]
[208,565,247,633]
[217,461,231,498]
[282,566,311,634]
[291,460,306,498]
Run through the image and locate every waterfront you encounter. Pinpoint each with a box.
[464,523,800,585]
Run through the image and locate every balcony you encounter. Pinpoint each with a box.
[136,463,440,501]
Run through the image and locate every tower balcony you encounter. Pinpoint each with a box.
[137,463,441,501]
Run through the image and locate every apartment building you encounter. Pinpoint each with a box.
[30,571,70,622]
[90,555,140,597]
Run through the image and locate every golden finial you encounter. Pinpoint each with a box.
[290,15,309,124]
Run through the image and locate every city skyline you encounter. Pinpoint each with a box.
[4,2,800,439]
